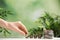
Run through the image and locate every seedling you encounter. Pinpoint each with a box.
[26,27,43,38]
[26,12,60,39]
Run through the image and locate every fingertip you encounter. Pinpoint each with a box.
[18,21,28,34]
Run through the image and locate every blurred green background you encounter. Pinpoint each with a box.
[0,0,60,38]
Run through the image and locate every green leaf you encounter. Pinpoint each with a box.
[4,28,11,34]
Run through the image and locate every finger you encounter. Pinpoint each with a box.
[7,23,25,35]
[13,21,28,35]
[18,21,28,34]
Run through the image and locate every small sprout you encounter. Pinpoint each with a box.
[26,27,43,38]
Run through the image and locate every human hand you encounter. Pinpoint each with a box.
[0,18,28,36]
[8,21,28,36]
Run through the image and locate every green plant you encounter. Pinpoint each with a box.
[26,27,43,38]
[0,7,13,37]
[36,12,60,37]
